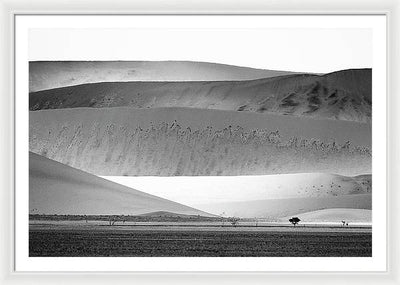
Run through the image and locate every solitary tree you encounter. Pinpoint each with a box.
[289,217,301,227]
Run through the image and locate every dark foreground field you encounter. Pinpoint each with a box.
[29,226,372,257]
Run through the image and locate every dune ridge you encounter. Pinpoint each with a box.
[29,61,298,92]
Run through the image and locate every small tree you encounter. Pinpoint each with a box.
[109,215,120,226]
[289,217,301,227]
[229,217,240,227]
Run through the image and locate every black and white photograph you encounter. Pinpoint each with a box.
[12,15,387,271]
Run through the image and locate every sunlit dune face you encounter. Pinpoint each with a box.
[101,173,371,206]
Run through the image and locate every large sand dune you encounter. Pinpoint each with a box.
[29,61,297,92]
[29,152,213,216]
[30,69,371,122]
[30,107,371,176]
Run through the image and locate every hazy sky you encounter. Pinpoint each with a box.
[29,27,372,73]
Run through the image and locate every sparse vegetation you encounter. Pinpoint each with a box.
[29,214,222,223]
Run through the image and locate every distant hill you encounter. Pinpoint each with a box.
[29,68,372,122]
[29,152,213,216]
[29,61,298,92]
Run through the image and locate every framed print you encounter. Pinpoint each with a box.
[1,0,399,284]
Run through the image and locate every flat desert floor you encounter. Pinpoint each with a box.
[29,221,371,257]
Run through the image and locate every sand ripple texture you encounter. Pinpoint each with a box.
[30,108,371,177]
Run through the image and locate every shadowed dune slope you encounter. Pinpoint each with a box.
[30,69,371,122]
[29,152,214,216]
[29,61,297,92]
[30,107,371,176]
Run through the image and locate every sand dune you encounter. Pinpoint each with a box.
[101,173,372,220]
[280,208,371,223]
[29,61,297,92]
[29,152,213,216]
[28,61,373,222]
[30,69,371,122]
[195,194,371,219]
[101,173,371,206]
[30,107,371,176]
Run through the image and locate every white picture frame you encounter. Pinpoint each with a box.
[1,0,399,284]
